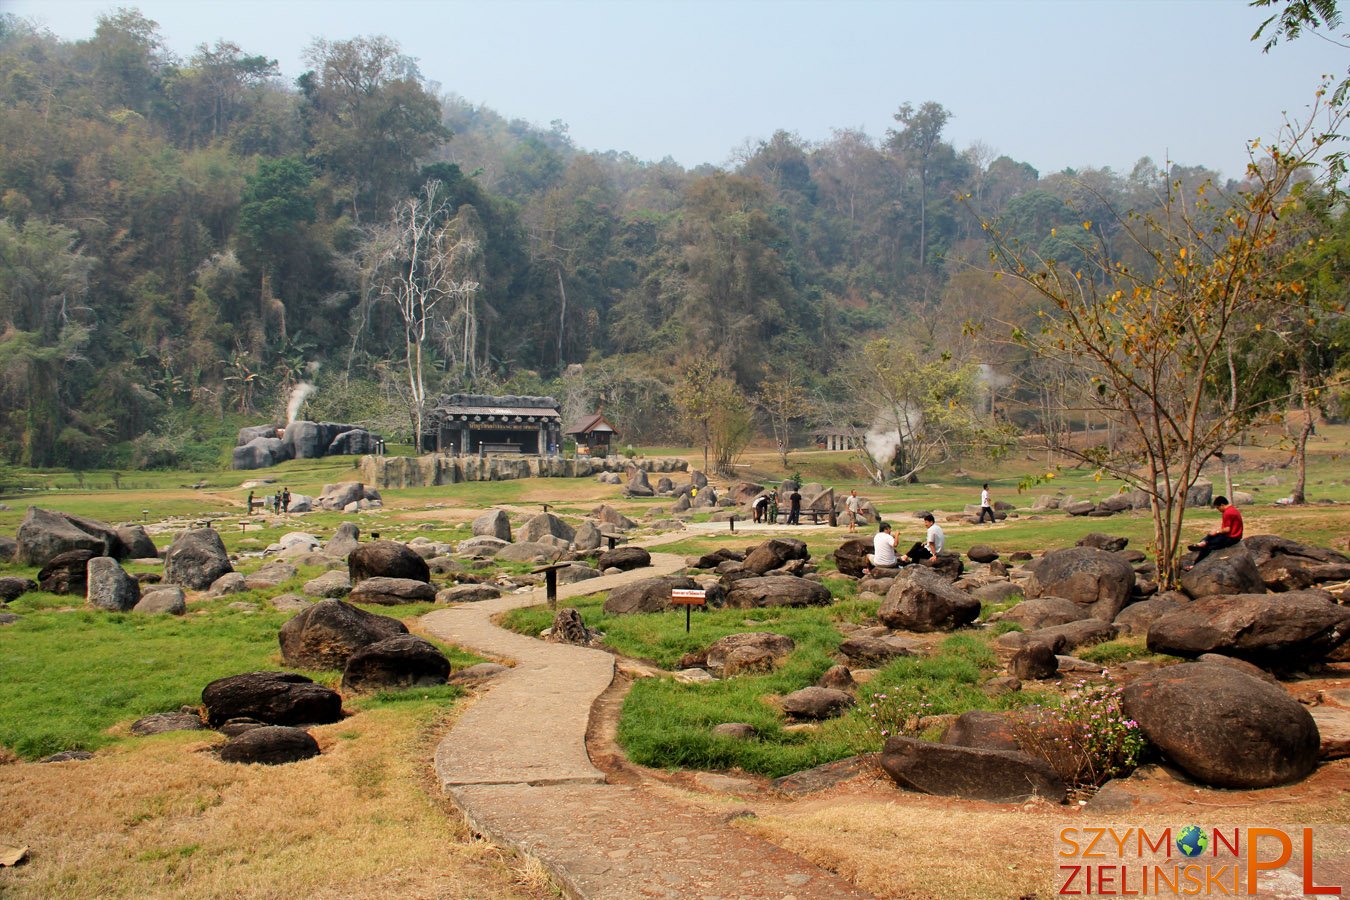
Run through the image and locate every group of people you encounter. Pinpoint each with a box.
[245,487,290,515]
[864,515,944,573]
[751,487,803,524]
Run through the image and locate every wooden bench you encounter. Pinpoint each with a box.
[776,509,830,524]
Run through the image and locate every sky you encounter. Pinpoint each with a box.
[3,0,1347,180]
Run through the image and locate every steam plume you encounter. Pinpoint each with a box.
[287,382,316,424]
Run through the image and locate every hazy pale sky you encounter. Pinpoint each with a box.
[3,0,1345,179]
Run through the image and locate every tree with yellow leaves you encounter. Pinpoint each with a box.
[982,98,1346,586]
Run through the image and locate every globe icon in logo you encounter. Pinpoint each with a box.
[1176,825,1209,858]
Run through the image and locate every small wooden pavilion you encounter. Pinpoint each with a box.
[564,411,619,456]
[422,394,563,455]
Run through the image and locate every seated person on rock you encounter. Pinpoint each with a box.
[900,513,944,565]
[864,522,898,574]
[1185,496,1243,568]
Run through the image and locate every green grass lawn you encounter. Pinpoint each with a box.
[502,591,1058,777]
[0,575,480,759]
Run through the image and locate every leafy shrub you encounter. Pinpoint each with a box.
[1011,685,1147,789]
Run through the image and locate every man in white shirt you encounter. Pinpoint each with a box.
[901,514,944,564]
[844,490,862,533]
[865,522,898,573]
[978,483,995,524]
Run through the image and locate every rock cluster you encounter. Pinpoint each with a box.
[232,420,382,470]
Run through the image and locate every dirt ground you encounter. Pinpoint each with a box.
[586,662,1350,899]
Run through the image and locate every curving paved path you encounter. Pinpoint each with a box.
[422,547,874,900]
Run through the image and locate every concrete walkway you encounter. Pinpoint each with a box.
[421,551,874,900]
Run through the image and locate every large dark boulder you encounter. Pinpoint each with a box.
[724,575,832,609]
[348,540,429,584]
[278,598,409,669]
[282,420,325,459]
[164,528,233,590]
[693,548,744,570]
[1076,533,1128,553]
[1011,642,1060,680]
[1243,535,1350,592]
[218,725,321,765]
[341,635,450,692]
[1179,544,1265,598]
[86,556,140,611]
[1112,594,1188,637]
[833,539,871,578]
[837,634,918,667]
[38,549,97,594]
[324,523,361,559]
[1147,590,1350,666]
[603,575,712,615]
[941,711,1021,752]
[880,736,1066,803]
[597,545,651,571]
[347,576,437,606]
[113,525,158,560]
[878,567,980,632]
[704,632,795,669]
[0,576,37,603]
[0,535,14,563]
[232,437,287,470]
[471,509,512,542]
[996,596,1091,630]
[1121,662,1320,788]
[17,507,120,567]
[781,687,854,720]
[1025,547,1135,621]
[201,671,342,728]
[518,512,576,544]
[1001,619,1117,653]
[744,538,809,575]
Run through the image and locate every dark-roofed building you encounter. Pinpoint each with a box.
[422,394,562,455]
[564,412,619,456]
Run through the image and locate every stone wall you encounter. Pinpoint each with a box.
[359,454,688,489]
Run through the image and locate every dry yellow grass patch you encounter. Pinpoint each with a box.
[0,706,556,900]
[741,793,1058,898]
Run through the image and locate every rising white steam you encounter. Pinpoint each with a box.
[287,382,317,424]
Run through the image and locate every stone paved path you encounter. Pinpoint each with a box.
[421,550,875,900]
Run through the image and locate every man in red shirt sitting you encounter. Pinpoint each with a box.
[1186,496,1244,568]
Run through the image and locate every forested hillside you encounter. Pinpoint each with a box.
[1,10,1345,472]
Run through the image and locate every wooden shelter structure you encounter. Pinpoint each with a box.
[564,411,619,456]
[422,394,562,455]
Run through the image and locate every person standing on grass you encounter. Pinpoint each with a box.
[246,491,254,515]
[977,483,995,524]
[864,522,898,574]
[1185,496,1244,568]
[900,513,944,564]
[844,489,862,532]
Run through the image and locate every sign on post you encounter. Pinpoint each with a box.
[670,587,706,633]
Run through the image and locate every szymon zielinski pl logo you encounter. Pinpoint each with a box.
[1057,825,1346,896]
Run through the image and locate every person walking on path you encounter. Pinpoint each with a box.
[246,491,254,515]
[864,522,898,574]
[788,487,802,525]
[844,489,862,532]
[281,487,291,515]
[900,513,944,564]
[977,483,996,524]
[1186,496,1244,568]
